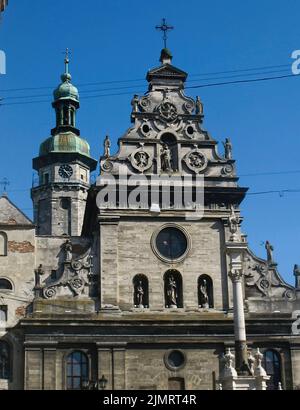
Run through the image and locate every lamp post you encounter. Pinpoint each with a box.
[81,375,108,390]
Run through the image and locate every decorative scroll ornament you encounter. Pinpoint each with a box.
[101,160,113,173]
[222,164,234,176]
[184,150,208,173]
[157,101,178,122]
[130,147,153,172]
[38,240,94,299]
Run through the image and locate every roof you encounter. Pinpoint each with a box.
[0,194,33,226]
[39,132,91,158]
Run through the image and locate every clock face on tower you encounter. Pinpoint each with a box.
[58,164,73,179]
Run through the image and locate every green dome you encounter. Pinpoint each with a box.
[39,132,91,157]
[53,73,79,102]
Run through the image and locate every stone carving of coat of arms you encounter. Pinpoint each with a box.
[157,101,178,122]
[184,150,208,173]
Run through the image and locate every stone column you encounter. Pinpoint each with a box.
[226,242,250,375]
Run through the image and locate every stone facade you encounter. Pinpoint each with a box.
[1,49,300,390]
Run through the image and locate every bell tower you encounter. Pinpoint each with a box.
[31,52,97,236]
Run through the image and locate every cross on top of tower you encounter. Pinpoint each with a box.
[155,18,174,49]
[63,48,71,75]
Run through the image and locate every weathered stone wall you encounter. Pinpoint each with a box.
[100,218,229,311]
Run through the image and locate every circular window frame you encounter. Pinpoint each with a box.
[164,349,187,371]
[151,224,191,264]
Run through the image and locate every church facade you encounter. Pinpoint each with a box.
[0,48,300,390]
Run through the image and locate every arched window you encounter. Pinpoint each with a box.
[0,341,11,380]
[66,351,89,390]
[133,274,149,308]
[0,279,13,291]
[263,349,282,390]
[164,270,183,308]
[0,232,7,256]
[198,275,214,308]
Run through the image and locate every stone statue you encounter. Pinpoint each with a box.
[161,144,172,172]
[199,279,209,308]
[228,205,240,241]
[104,135,111,158]
[131,94,139,113]
[195,96,203,115]
[64,239,73,262]
[265,241,274,264]
[136,280,144,307]
[34,264,45,288]
[167,276,177,307]
[294,264,300,289]
[223,138,232,160]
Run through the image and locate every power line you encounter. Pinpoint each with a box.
[1,68,292,102]
[0,62,292,94]
[1,72,298,107]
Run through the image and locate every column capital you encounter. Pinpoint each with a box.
[229,269,244,283]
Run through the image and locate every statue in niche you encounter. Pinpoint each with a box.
[195,96,203,115]
[199,279,209,308]
[135,280,145,307]
[63,239,73,262]
[34,264,45,288]
[223,138,232,160]
[131,94,139,113]
[161,144,172,172]
[265,240,274,264]
[167,275,177,307]
[104,135,111,158]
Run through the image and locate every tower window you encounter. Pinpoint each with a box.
[44,173,49,185]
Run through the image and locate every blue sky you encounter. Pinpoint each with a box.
[0,0,299,284]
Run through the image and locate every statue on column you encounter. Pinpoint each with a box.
[265,241,274,264]
[228,205,240,241]
[294,264,300,289]
[63,239,73,262]
[167,275,177,307]
[104,135,111,158]
[136,280,145,307]
[199,279,209,308]
[161,144,172,172]
[34,264,45,289]
[195,96,203,115]
[223,138,232,160]
[131,94,139,113]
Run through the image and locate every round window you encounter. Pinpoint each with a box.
[155,227,188,261]
[165,350,186,370]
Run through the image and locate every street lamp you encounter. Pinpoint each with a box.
[81,375,108,390]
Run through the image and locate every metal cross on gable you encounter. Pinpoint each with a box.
[0,177,9,193]
[156,18,174,49]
